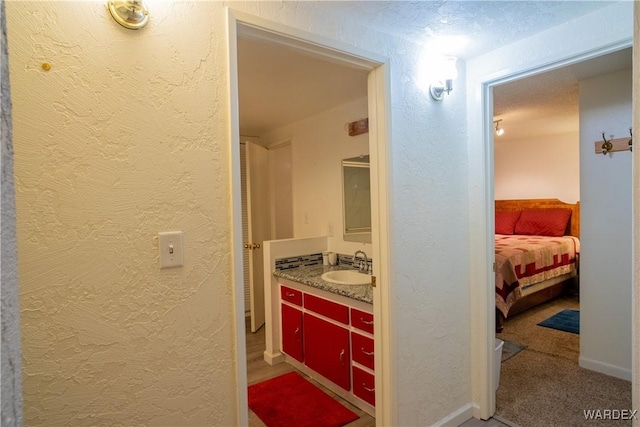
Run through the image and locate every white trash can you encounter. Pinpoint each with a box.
[494,338,504,391]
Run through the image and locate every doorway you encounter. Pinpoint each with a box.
[241,137,294,332]
[491,48,633,424]
[241,139,277,333]
[227,9,393,426]
[470,38,635,419]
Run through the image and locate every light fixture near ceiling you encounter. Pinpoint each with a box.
[428,56,458,102]
[108,0,149,30]
[494,119,505,136]
[430,79,454,101]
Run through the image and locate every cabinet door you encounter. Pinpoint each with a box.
[303,313,351,391]
[281,304,303,362]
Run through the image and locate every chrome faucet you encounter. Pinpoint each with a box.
[353,250,370,273]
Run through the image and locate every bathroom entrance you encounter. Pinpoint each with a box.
[227,10,393,426]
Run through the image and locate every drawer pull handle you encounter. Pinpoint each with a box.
[294,327,300,341]
[362,384,375,393]
[361,348,374,357]
[286,292,295,297]
[339,349,345,367]
[360,318,374,325]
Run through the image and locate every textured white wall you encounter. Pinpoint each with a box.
[263,97,372,256]
[7,2,236,425]
[8,1,472,425]
[494,131,580,203]
[391,66,471,424]
[269,144,293,240]
[579,68,633,379]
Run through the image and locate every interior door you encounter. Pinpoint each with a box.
[245,141,271,332]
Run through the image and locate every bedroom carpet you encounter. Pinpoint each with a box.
[537,308,580,334]
[495,296,631,427]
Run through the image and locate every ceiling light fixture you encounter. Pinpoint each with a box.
[494,119,505,136]
[108,0,149,30]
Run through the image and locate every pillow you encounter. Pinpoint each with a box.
[514,209,572,237]
[495,211,521,235]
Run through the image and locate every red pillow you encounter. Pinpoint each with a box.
[514,209,572,237]
[495,211,521,235]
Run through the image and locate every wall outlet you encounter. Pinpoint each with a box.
[327,222,334,237]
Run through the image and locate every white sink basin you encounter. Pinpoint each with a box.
[321,270,371,286]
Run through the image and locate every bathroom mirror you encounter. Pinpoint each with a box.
[342,155,371,243]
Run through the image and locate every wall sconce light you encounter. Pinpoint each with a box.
[429,56,458,101]
[494,120,505,136]
[430,79,454,101]
[108,0,149,30]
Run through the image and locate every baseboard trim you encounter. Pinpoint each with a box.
[263,350,285,366]
[579,356,632,381]
[433,403,474,427]
[471,403,481,419]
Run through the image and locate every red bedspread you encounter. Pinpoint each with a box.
[495,234,580,317]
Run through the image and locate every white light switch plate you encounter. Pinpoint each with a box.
[159,231,184,268]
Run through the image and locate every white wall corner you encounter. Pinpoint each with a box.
[432,403,475,427]
[262,351,285,366]
[579,356,632,382]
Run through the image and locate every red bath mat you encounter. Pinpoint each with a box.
[248,371,359,427]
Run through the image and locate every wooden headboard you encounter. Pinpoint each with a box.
[495,198,580,238]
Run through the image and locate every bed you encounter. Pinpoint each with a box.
[494,199,580,332]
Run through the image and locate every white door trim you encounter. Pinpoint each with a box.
[226,8,394,426]
[470,39,634,418]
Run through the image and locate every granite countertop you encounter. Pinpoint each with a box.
[273,264,373,304]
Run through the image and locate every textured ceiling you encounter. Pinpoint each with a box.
[238,37,368,136]
[494,48,632,142]
[312,1,614,59]
[238,1,623,137]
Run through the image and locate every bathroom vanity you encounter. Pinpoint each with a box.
[275,266,375,416]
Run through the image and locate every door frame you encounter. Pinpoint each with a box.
[244,141,270,332]
[470,38,634,418]
[226,8,395,426]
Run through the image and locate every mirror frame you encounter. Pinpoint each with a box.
[342,155,371,243]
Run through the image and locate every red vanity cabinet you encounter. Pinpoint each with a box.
[351,332,374,370]
[352,366,376,406]
[303,313,351,391]
[281,304,304,362]
[281,286,303,306]
[352,308,374,334]
[304,293,350,324]
[281,285,304,362]
[278,281,375,414]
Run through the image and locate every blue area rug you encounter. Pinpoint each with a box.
[537,309,579,334]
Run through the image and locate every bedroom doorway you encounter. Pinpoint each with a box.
[488,47,634,424]
[227,9,393,426]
